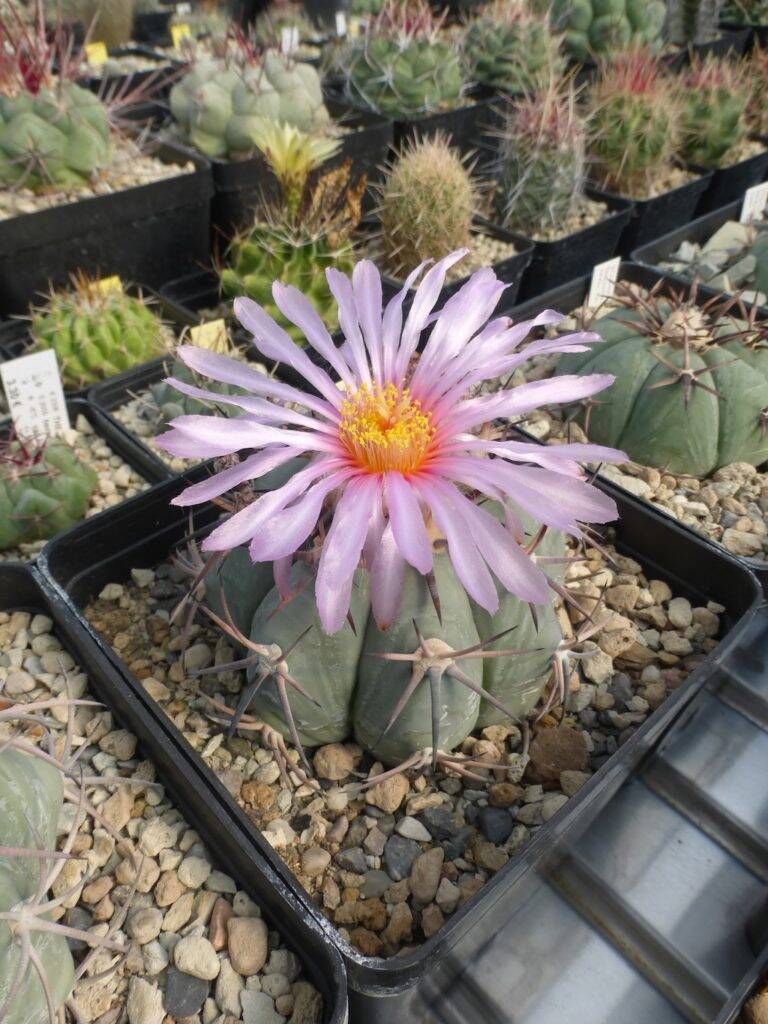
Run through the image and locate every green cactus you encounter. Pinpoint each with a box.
[722,0,768,23]
[0,83,111,192]
[666,0,724,44]
[345,0,466,118]
[464,0,565,95]
[0,749,75,1024]
[494,84,586,237]
[0,438,98,550]
[556,293,768,477]
[149,357,247,423]
[169,53,331,160]
[30,277,168,390]
[59,0,135,46]
[678,56,749,168]
[588,48,679,196]
[202,515,564,765]
[377,134,475,281]
[550,0,665,62]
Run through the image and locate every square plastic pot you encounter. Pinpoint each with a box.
[694,147,768,217]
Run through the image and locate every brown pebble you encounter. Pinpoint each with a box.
[489,783,524,807]
[209,897,233,952]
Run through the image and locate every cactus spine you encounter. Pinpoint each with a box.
[678,56,750,168]
[376,134,476,280]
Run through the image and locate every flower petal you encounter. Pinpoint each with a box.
[382,260,429,383]
[326,267,372,387]
[271,282,355,386]
[353,259,384,384]
[370,523,406,630]
[171,448,298,507]
[385,472,432,574]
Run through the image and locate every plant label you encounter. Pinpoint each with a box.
[281,26,300,54]
[0,350,69,441]
[587,257,621,309]
[740,183,768,224]
[335,11,347,35]
[171,23,192,48]
[190,319,228,353]
[85,42,108,66]
[176,2,192,13]
[96,275,123,295]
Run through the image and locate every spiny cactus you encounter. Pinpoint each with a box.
[463,0,565,95]
[494,84,586,237]
[746,47,768,137]
[588,47,679,196]
[149,353,250,424]
[169,52,331,160]
[557,287,768,476]
[345,0,466,118]
[722,0,768,22]
[666,0,724,45]
[678,56,750,168]
[0,436,97,550]
[550,0,666,62]
[376,134,475,280]
[59,0,135,47]
[30,275,168,389]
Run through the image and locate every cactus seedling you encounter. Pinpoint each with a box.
[666,0,725,45]
[677,56,750,169]
[588,47,679,196]
[494,82,587,238]
[345,0,466,118]
[376,134,476,281]
[0,434,97,550]
[30,274,168,389]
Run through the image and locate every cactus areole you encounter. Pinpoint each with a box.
[158,253,626,770]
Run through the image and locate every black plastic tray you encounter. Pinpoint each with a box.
[132,9,172,45]
[38,454,761,1021]
[0,139,213,314]
[0,562,348,1024]
[695,147,768,217]
[721,19,768,49]
[82,45,179,99]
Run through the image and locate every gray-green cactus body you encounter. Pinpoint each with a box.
[0,750,75,1024]
[666,0,724,44]
[550,0,665,61]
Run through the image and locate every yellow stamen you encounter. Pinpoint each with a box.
[338,383,435,474]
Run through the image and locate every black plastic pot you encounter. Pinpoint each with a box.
[0,140,213,315]
[38,462,761,1021]
[82,46,179,99]
[516,188,634,301]
[0,318,27,362]
[595,169,714,255]
[0,561,348,1024]
[132,9,173,45]
[694,146,768,216]
[721,19,768,49]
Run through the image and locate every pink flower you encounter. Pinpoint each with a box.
[157,251,625,634]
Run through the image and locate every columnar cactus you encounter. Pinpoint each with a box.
[588,48,679,195]
[376,134,476,280]
[0,437,97,550]
[494,84,587,237]
[677,56,749,168]
[550,0,666,62]
[557,289,768,476]
[345,0,466,118]
[666,0,725,44]
[463,0,565,95]
[31,276,168,389]
[169,53,331,160]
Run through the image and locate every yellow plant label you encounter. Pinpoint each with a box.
[190,319,228,352]
[96,275,123,295]
[85,42,109,66]
[171,23,192,48]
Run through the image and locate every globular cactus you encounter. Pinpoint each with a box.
[169,52,331,160]
[677,56,750,168]
[550,0,666,62]
[463,0,565,95]
[376,134,475,280]
[588,48,679,196]
[0,436,97,550]
[0,83,111,192]
[150,357,251,423]
[557,289,768,476]
[494,84,587,237]
[345,0,466,118]
[0,750,75,1024]
[59,0,135,47]
[30,276,168,390]
[666,0,724,44]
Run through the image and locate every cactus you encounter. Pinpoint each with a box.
[666,0,724,44]
[549,0,666,62]
[588,47,679,196]
[345,0,466,118]
[149,357,250,423]
[463,0,565,95]
[0,82,111,192]
[0,436,98,550]
[494,83,586,237]
[376,134,475,280]
[678,56,749,168]
[746,47,768,137]
[556,289,768,476]
[722,0,768,22]
[30,276,168,390]
[169,52,331,160]
[59,0,135,47]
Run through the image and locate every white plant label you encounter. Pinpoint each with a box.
[0,350,69,440]
[740,182,768,224]
[176,2,192,13]
[335,11,347,35]
[587,256,622,309]
[281,26,299,53]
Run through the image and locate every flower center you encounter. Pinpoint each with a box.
[339,383,435,474]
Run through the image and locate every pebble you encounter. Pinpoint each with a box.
[334,847,367,874]
[128,907,163,945]
[164,966,210,1018]
[435,877,461,914]
[365,772,410,813]
[227,916,269,975]
[312,743,354,780]
[178,855,212,889]
[395,816,432,842]
[384,835,421,881]
[300,846,331,878]
[477,807,514,844]
[241,990,284,1024]
[173,935,221,980]
[527,728,589,783]
[215,958,245,1015]
[409,848,444,904]
[127,977,165,1024]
